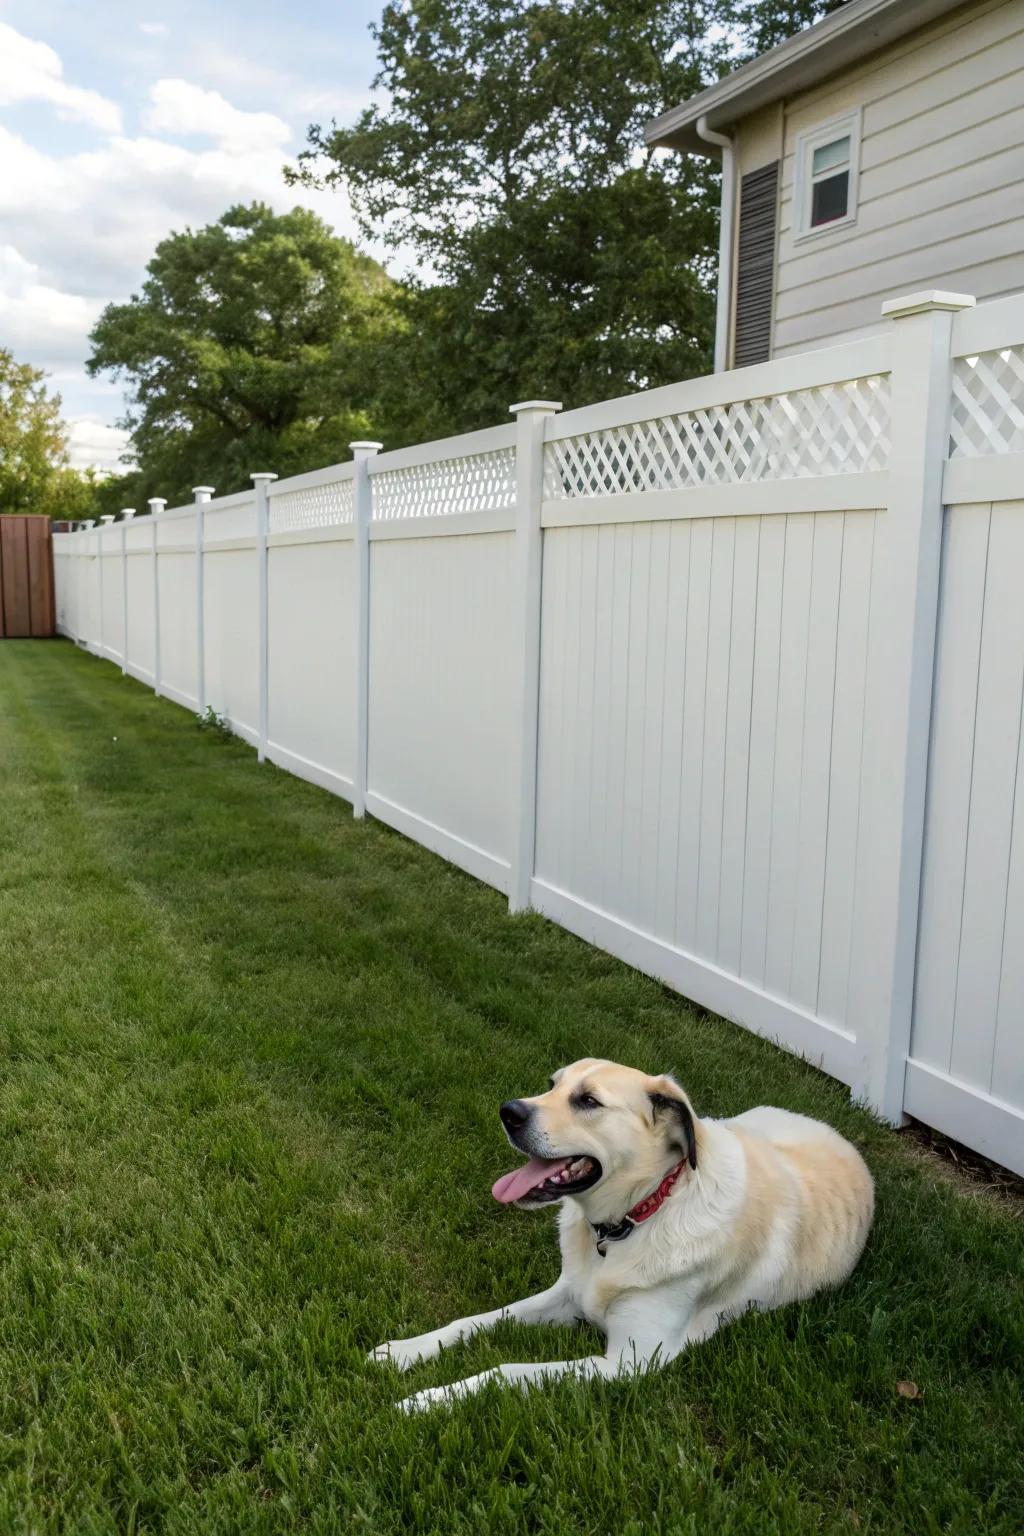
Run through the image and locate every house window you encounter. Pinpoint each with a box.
[794,111,861,240]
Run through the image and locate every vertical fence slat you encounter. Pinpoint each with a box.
[120,509,135,672]
[508,401,561,912]
[252,473,277,761]
[1,518,29,636]
[194,486,213,715]
[149,498,166,695]
[350,441,382,818]
[25,517,53,637]
[98,514,116,656]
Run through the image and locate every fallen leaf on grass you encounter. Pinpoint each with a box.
[896,1380,921,1399]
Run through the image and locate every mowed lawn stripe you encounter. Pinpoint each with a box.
[0,639,1021,1536]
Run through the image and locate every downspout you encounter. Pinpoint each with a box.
[697,115,736,374]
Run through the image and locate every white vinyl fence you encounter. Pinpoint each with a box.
[53,289,1024,1176]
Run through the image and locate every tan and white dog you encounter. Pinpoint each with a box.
[371,1058,874,1412]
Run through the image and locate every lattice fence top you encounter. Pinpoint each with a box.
[544,375,891,499]
[270,476,355,533]
[950,347,1024,457]
[372,447,516,520]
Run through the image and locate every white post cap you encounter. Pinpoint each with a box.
[100,514,116,524]
[148,497,167,513]
[250,472,278,483]
[349,440,383,459]
[192,485,215,501]
[881,291,976,320]
[510,400,562,414]
[121,508,136,519]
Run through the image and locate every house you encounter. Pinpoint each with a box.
[646,0,1024,370]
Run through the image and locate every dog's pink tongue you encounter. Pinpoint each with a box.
[492,1157,570,1204]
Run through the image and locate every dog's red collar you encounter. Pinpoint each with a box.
[591,1157,687,1255]
[626,1157,688,1223]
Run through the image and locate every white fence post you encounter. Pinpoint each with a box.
[80,521,92,644]
[193,486,214,715]
[850,290,975,1122]
[81,520,95,650]
[148,498,166,695]
[350,441,382,818]
[120,508,135,673]
[508,400,562,912]
[99,514,115,657]
[252,473,278,762]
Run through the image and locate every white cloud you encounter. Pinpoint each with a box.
[145,78,291,155]
[188,42,375,123]
[0,121,359,305]
[0,244,103,366]
[139,22,169,38]
[0,22,122,133]
[66,417,131,474]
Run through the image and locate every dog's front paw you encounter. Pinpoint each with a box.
[367,1335,439,1370]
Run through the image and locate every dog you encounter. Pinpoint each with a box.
[370,1058,874,1411]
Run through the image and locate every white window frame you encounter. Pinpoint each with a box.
[792,109,862,243]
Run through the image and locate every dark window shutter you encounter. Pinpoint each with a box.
[733,162,779,368]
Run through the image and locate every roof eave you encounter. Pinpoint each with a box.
[645,0,970,154]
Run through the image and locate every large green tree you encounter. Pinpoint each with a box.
[292,0,735,436]
[0,349,68,513]
[88,203,398,508]
[293,0,846,437]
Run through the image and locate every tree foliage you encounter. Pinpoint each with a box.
[294,1,735,433]
[293,0,847,436]
[0,349,102,520]
[88,204,399,508]
[736,0,847,55]
[0,349,67,513]
[42,466,106,523]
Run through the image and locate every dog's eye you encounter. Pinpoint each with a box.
[573,1093,602,1111]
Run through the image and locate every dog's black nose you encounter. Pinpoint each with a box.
[499,1099,531,1133]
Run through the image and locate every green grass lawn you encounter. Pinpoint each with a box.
[1,640,1021,1536]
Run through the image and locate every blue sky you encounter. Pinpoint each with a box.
[0,0,388,472]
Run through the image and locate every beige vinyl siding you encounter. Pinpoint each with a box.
[770,0,1024,356]
[737,103,784,177]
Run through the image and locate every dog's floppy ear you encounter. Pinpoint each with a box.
[648,1077,698,1169]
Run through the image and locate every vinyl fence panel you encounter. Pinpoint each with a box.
[125,516,155,683]
[532,334,897,1092]
[153,511,198,714]
[201,495,256,739]
[266,467,359,796]
[906,299,1024,1173]
[99,531,124,666]
[365,427,520,890]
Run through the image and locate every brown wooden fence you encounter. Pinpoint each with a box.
[0,516,55,637]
